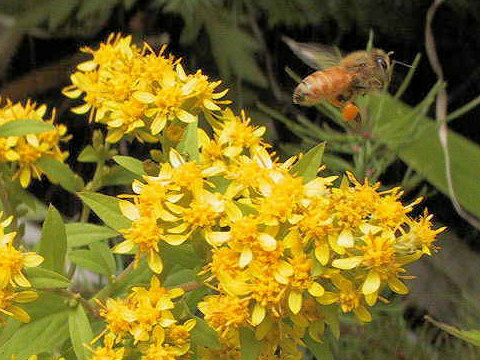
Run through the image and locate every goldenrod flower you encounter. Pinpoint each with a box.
[198,295,249,337]
[93,276,193,359]
[0,212,43,288]
[64,34,229,143]
[87,333,125,360]
[0,100,69,187]
[0,288,38,323]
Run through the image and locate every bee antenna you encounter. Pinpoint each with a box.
[392,60,412,68]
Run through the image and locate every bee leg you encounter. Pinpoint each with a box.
[341,102,361,122]
[328,98,344,107]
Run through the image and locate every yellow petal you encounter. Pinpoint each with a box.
[13,272,31,287]
[308,282,325,297]
[177,109,197,123]
[113,239,135,254]
[23,253,44,267]
[365,292,378,306]
[169,148,185,168]
[288,290,303,314]
[251,303,266,326]
[77,60,98,72]
[20,168,31,188]
[239,247,253,268]
[106,130,124,143]
[5,150,20,161]
[7,305,30,323]
[337,229,354,247]
[168,222,189,234]
[164,232,191,245]
[133,91,156,104]
[354,306,372,322]
[119,200,140,221]
[203,99,221,111]
[205,231,230,246]
[14,290,38,303]
[314,241,330,266]
[316,291,339,305]
[148,251,163,274]
[331,257,363,270]
[387,277,409,295]
[259,234,277,251]
[362,271,381,295]
[151,115,167,135]
[71,103,90,114]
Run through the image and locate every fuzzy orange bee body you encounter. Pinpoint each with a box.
[293,67,354,106]
[284,37,392,122]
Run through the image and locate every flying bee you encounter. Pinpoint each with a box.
[283,36,393,121]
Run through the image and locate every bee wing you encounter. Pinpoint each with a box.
[282,36,342,70]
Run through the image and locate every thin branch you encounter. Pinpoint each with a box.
[41,288,101,319]
[424,0,480,230]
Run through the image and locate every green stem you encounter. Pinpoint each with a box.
[92,260,135,301]
[80,159,105,222]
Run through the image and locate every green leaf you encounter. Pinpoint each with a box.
[290,142,325,183]
[36,157,84,192]
[68,242,116,276]
[239,327,261,360]
[425,316,480,347]
[0,309,71,359]
[77,191,132,230]
[68,304,93,360]
[176,120,199,161]
[0,119,55,137]
[101,166,139,186]
[163,268,196,287]
[39,205,67,275]
[190,316,221,350]
[25,267,70,289]
[161,242,202,270]
[77,145,100,163]
[304,334,333,360]
[113,155,146,176]
[367,93,480,219]
[65,223,119,248]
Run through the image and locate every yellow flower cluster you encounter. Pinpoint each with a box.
[0,212,43,323]
[72,34,445,358]
[90,276,195,360]
[63,33,230,143]
[116,110,444,358]
[0,100,69,187]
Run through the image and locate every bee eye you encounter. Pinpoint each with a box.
[376,57,388,70]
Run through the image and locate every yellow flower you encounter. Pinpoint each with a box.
[198,295,249,337]
[87,333,125,360]
[0,99,69,187]
[0,288,38,323]
[317,275,372,322]
[0,212,43,289]
[64,34,229,143]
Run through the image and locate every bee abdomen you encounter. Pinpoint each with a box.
[293,68,352,106]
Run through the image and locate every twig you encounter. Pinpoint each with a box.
[93,260,136,301]
[41,288,101,319]
[425,0,480,230]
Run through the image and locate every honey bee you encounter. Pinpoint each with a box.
[283,36,392,121]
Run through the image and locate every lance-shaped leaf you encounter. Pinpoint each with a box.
[69,304,94,360]
[65,223,119,248]
[77,191,132,230]
[37,157,84,193]
[113,155,146,176]
[39,205,67,275]
[0,119,55,137]
[290,142,325,183]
